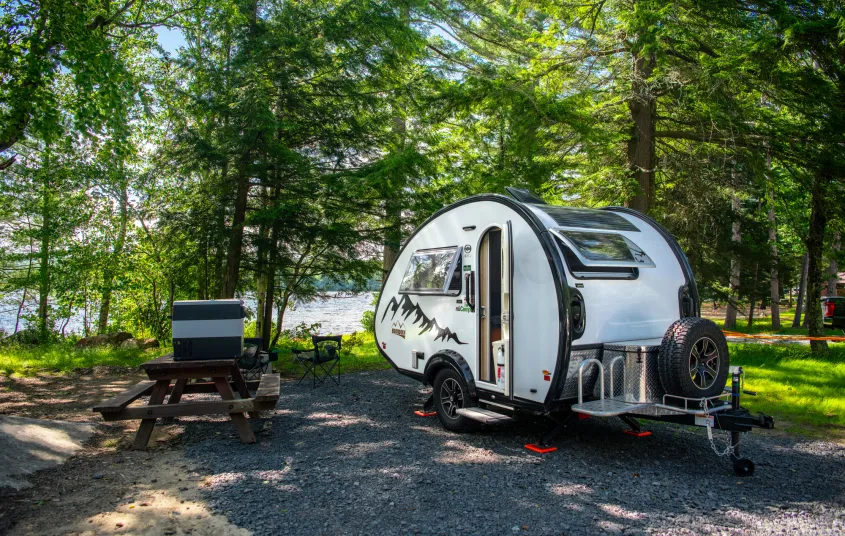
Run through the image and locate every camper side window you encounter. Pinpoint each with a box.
[399,247,462,295]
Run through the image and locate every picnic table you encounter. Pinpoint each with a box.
[93,353,280,449]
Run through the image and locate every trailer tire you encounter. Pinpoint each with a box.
[432,368,480,433]
[659,318,729,399]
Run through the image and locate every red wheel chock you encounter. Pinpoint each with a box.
[623,430,652,437]
[414,410,437,417]
[524,444,558,454]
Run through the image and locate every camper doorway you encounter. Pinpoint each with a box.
[478,227,503,390]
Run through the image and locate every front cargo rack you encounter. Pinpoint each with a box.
[568,360,774,476]
[571,358,732,418]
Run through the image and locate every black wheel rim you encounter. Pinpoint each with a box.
[440,378,464,417]
[689,337,720,390]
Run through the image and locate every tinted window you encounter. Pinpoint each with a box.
[400,247,460,293]
[556,230,654,267]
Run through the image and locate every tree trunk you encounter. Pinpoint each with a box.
[271,289,291,349]
[805,176,828,352]
[793,253,809,327]
[15,222,34,334]
[37,162,52,341]
[627,47,656,213]
[61,300,73,337]
[766,158,781,330]
[382,201,401,283]
[724,188,742,330]
[748,262,759,331]
[223,169,250,298]
[827,229,840,296]
[382,101,407,282]
[254,187,270,338]
[98,180,129,333]
[261,219,280,350]
[213,202,227,299]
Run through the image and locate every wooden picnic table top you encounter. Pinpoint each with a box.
[141,353,238,371]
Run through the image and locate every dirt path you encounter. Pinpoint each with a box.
[0,370,248,535]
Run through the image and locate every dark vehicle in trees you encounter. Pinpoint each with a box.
[822,297,845,329]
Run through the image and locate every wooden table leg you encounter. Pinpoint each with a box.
[161,378,188,424]
[230,367,259,419]
[133,379,170,450]
[168,378,188,405]
[213,377,256,444]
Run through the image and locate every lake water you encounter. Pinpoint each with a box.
[273,292,375,334]
[0,292,376,337]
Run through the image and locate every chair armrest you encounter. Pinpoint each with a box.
[268,350,279,362]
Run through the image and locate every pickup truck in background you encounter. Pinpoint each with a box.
[822,296,845,329]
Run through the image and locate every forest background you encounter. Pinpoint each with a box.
[1,0,844,355]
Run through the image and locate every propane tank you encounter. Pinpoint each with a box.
[496,345,506,389]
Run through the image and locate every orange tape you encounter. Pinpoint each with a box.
[722,330,845,342]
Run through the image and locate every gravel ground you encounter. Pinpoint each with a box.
[184,370,845,536]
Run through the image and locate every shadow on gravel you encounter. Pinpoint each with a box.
[183,371,845,536]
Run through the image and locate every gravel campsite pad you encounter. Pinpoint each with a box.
[183,370,845,536]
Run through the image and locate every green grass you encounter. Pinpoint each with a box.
[0,331,391,378]
[0,342,165,377]
[271,331,390,376]
[707,307,844,337]
[730,342,845,438]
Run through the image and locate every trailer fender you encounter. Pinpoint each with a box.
[423,350,477,401]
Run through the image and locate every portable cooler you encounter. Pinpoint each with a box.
[172,299,246,360]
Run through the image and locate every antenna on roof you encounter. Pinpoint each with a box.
[504,187,545,204]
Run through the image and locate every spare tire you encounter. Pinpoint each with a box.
[658,318,729,399]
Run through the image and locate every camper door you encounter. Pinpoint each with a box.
[490,221,513,397]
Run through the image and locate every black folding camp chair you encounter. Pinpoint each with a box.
[237,337,278,382]
[291,334,342,388]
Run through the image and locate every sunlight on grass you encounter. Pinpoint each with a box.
[0,343,164,376]
[709,307,844,337]
[272,331,390,376]
[730,342,845,435]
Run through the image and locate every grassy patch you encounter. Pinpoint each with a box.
[0,331,392,378]
[708,307,844,336]
[0,342,165,377]
[730,342,845,437]
[271,331,390,377]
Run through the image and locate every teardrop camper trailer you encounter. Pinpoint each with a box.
[375,189,773,475]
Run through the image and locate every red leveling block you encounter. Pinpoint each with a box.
[414,410,437,417]
[524,444,558,454]
[623,429,652,437]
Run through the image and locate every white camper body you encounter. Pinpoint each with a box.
[375,191,775,475]
[375,192,700,413]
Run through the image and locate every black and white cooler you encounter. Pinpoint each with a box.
[172,299,246,360]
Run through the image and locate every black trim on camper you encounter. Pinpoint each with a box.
[423,350,477,400]
[374,194,572,408]
[602,207,701,317]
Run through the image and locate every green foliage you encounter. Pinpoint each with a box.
[730,342,845,437]
[361,292,379,333]
[0,0,843,361]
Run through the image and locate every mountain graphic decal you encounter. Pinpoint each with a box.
[381,295,467,345]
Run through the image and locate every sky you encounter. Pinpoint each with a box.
[155,27,188,55]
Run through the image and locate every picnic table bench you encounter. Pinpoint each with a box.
[93,353,280,449]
